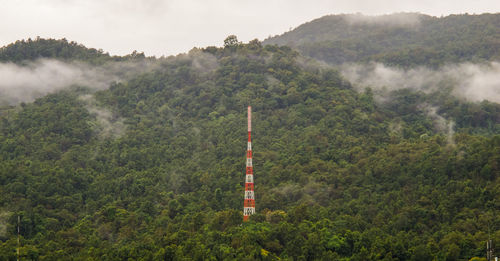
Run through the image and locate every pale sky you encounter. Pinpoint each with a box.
[1,0,499,57]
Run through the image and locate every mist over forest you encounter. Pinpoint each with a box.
[0,13,499,260]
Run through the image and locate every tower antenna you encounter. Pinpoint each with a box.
[243,106,255,221]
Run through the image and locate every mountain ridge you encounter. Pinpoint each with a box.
[264,13,500,67]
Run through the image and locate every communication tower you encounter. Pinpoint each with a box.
[243,106,255,221]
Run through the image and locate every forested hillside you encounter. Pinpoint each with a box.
[0,37,146,64]
[0,37,499,260]
[264,13,500,67]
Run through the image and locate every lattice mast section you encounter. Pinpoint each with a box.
[243,106,255,221]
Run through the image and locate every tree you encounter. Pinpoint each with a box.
[224,35,240,48]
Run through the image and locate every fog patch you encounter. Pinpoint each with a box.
[419,104,455,145]
[189,50,218,73]
[454,63,500,103]
[164,48,218,74]
[0,58,158,105]
[446,121,455,145]
[341,62,500,104]
[0,210,10,238]
[79,94,126,139]
[296,55,333,72]
[271,184,303,202]
[343,13,423,27]
[389,121,403,136]
[266,75,280,86]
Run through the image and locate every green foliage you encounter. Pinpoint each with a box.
[224,35,241,48]
[0,38,498,260]
[0,37,145,64]
[265,13,500,67]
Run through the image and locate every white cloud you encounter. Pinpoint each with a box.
[0,59,157,105]
[341,62,500,103]
[0,59,108,104]
[79,94,126,138]
[343,13,423,27]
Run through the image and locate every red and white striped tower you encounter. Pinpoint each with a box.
[243,106,255,221]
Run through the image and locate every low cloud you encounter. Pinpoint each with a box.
[341,62,500,139]
[0,50,219,106]
[341,62,500,104]
[420,104,455,144]
[186,48,219,73]
[79,94,126,139]
[0,59,157,105]
[342,13,423,27]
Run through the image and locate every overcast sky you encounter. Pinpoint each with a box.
[1,0,499,57]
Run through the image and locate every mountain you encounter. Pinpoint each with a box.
[264,13,500,67]
[0,38,146,64]
[0,36,499,260]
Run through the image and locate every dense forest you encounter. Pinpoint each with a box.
[0,37,146,64]
[0,31,499,260]
[264,13,500,67]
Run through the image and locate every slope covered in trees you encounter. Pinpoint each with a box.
[0,38,498,260]
[264,13,500,67]
[0,38,145,64]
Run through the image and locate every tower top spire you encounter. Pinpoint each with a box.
[248,106,251,132]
